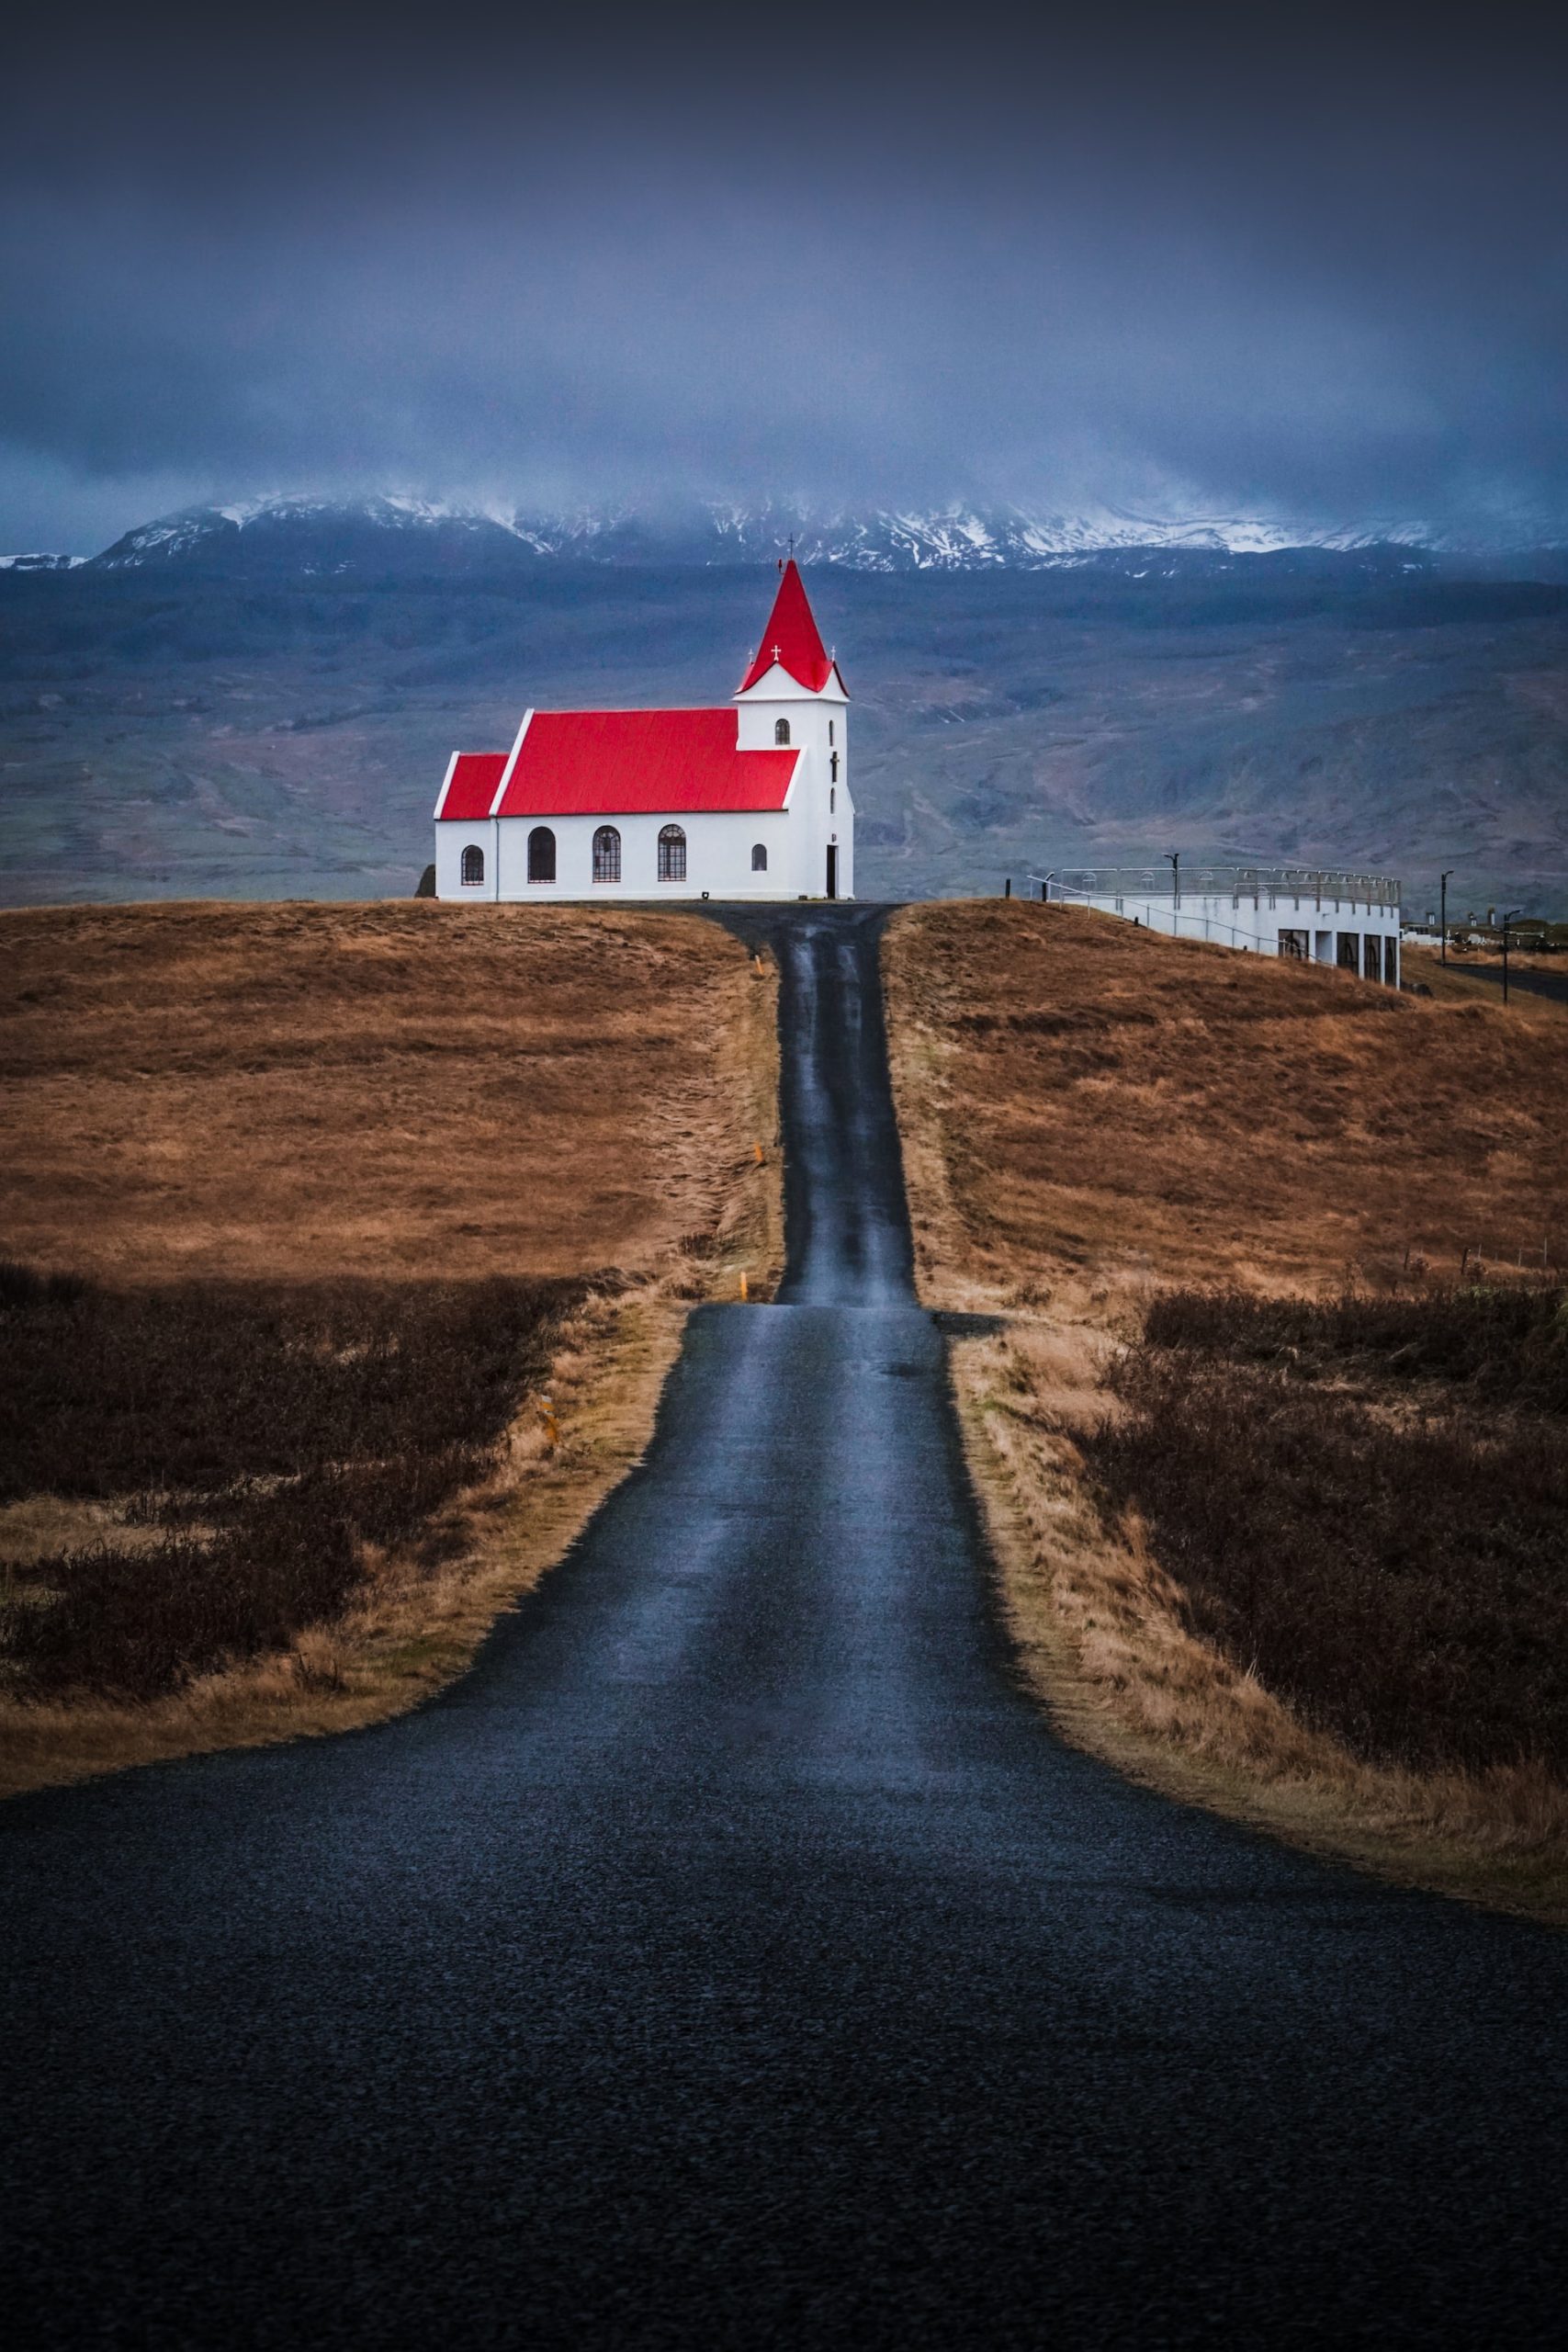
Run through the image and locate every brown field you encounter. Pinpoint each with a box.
[884,900,1568,1919]
[1,899,780,1795]
[885,900,1568,1305]
[0,899,777,1284]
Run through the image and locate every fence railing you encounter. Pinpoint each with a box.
[1043,865,1401,910]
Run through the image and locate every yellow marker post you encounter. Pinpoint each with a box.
[739,1272,750,1302]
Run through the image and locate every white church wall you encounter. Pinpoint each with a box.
[435,819,498,900]
[488,808,796,901]
[736,670,851,899]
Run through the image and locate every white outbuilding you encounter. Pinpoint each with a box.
[1043,865,1403,983]
[433,560,852,902]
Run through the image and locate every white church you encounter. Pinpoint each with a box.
[433,560,852,901]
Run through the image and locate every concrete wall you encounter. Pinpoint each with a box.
[1065,887,1402,982]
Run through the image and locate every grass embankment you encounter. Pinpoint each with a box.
[0,901,781,1794]
[884,899,1568,1918]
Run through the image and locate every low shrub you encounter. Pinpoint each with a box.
[1,1264,585,1695]
[1084,1284,1568,1775]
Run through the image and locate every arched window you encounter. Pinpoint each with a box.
[773,718,791,745]
[751,843,768,873]
[526,826,556,884]
[460,843,485,887]
[657,823,686,882]
[592,825,621,884]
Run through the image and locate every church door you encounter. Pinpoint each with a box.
[826,845,839,900]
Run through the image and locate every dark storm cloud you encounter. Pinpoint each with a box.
[3,3,1566,546]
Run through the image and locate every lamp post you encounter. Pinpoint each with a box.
[1499,908,1523,1005]
[1167,852,1180,926]
[1439,869,1454,964]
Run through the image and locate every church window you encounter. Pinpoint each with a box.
[592,825,621,884]
[774,718,791,745]
[829,788,835,813]
[751,843,768,873]
[460,843,485,887]
[527,826,557,884]
[829,720,834,744]
[658,823,687,882]
[829,752,839,783]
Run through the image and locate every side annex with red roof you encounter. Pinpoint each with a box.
[433,561,853,902]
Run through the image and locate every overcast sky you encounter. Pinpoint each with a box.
[3,3,1566,548]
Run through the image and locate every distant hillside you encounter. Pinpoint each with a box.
[2,552,1566,914]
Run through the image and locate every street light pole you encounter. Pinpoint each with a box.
[1440,868,1454,965]
[1500,908,1523,1006]
[1167,851,1180,916]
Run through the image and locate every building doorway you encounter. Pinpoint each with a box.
[826,845,839,900]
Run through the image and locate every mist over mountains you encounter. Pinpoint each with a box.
[3,496,1566,917]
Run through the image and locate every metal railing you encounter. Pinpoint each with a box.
[1043,865,1401,910]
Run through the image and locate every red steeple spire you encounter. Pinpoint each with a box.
[738,558,840,695]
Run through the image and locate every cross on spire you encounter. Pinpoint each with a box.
[738,556,839,696]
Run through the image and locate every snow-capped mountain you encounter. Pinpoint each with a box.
[79,492,1564,576]
[0,552,87,572]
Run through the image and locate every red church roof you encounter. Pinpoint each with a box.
[435,708,799,820]
[434,751,509,821]
[737,559,841,696]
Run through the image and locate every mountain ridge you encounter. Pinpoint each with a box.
[66,492,1568,578]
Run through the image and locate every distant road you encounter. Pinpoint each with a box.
[4,907,1566,2346]
[1443,959,1568,1010]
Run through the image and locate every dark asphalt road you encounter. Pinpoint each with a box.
[1436,959,1568,1011]
[5,906,1567,2348]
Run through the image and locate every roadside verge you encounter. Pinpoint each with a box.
[883,897,1568,1926]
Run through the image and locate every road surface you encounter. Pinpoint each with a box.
[4,905,1566,2347]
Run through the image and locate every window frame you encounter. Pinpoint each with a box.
[773,717,791,745]
[750,842,768,873]
[459,842,485,888]
[526,825,557,885]
[657,823,687,883]
[592,824,622,885]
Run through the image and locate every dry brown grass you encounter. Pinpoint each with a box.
[0,1287,689,1800]
[1,899,781,1795]
[0,898,780,1285]
[885,899,1568,1315]
[884,899,1568,1920]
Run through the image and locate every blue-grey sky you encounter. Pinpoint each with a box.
[4,3,1566,548]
